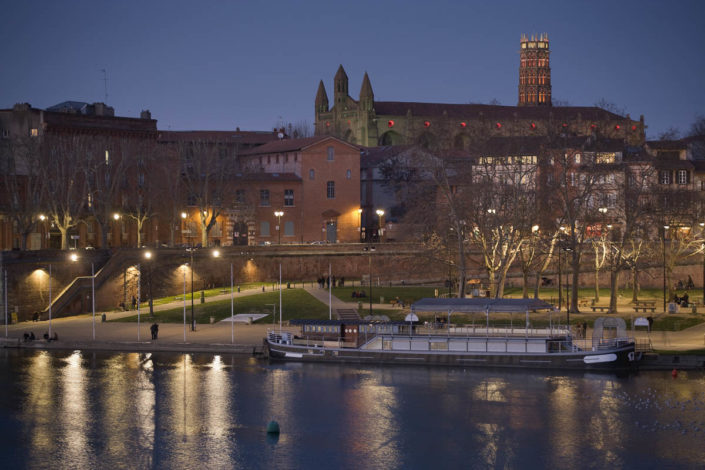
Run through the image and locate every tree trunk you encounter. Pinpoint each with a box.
[570,252,580,313]
[631,266,639,302]
[608,269,619,313]
[594,248,600,302]
[522,270,529,298]
[533,272,541,299]
[59,226,69,250]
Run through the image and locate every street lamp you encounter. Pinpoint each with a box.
[274,211,284,244]
[144,251,154,318]
[363,245,376,315]
[663,225,669,313]
[357,208,363,242]
[376,209,385,242]
[188,246,195,331]
[112,213,121,247]
[70,253,96,340]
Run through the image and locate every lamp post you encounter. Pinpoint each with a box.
[700,222,705,305]
[144,251,154,318]
[663,225,669,313]
[274,211,284,245]
[364,245,376,315]
[376,209,385,242]
[357,208,363,242]
[112,213,121,247]
[188,246,195,331]
[70,253,96,340]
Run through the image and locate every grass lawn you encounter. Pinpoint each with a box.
[333,285,439,305]
[116,289,331,324]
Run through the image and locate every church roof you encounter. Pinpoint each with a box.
[359,72,373,98]
[315,80,328,104]
[373,101,628,122]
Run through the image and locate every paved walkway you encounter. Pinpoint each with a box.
[2,288,705,354]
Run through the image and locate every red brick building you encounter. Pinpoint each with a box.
[239,136,361,243]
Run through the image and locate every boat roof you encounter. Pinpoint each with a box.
[290,319,407,326]
[411,298,555,313]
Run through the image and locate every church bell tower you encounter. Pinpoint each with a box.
[518,33,552,107]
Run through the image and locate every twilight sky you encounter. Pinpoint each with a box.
[2,0,703,139]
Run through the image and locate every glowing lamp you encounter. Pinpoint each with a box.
[424,121,431,128]
[631,125,637,131]
[326,122,330,127]
[562,123,568,128]
[591,124,597,129]
[460,122,467,128]
[495,122,502,129]
[530,122,536,129]
[388,120,395,128]
[615,125,621,130]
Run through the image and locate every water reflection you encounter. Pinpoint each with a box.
[2,351,705,469]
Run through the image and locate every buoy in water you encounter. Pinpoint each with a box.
[266,420,280,434]
[671,368,678,378]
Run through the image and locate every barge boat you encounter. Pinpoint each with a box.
[265,298,640,371]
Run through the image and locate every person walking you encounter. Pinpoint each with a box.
[150,323,159,340]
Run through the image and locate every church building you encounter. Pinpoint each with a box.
[315,34,645,148]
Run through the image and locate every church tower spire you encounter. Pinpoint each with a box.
[334,65,349,105]
[359,72,374,111]
[518,33,552,107]
[315,80,329,114]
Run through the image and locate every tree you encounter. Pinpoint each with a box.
[82,136,130,248]
[177,139,236,247]
[41,135,90,250]
[0,135,45,250]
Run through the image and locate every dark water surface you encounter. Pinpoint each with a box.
[0,349,704,469]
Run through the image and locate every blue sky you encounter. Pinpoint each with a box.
[2,0,703,138]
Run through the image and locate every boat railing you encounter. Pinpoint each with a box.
[425,324,570,338]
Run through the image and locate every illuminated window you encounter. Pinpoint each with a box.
[660,171,671,185]
[30,128,38,137]
[677,170,688,185]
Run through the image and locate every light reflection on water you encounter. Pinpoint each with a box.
[1,349,704,469]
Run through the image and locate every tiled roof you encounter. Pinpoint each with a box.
[232,172,301,182]
[373,102,628,122]
[46,101,91,113]
[158,130,279,145]
[239,135,360,156]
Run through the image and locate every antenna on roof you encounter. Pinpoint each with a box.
[100,68,108,103]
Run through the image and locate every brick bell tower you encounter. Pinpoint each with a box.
[518,33,552,106]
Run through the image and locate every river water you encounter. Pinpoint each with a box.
[0,349,703,469]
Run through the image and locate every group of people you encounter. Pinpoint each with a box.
[23,331,58,342]
[350,290,367,298]
[673,292,690,307]
[317,276,345,288]
[675,275,695,290]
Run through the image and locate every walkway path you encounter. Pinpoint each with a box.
[1,288,705,354]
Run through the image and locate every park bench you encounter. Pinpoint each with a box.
[590,306,610,313]
[633,306,656,313]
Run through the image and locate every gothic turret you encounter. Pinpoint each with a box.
[315,80,329,114]
[359,72,374,111]
[334,65,349,105]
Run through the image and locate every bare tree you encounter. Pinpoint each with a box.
[42,135,89,249]
[0,135,45,249]
[177,140,235,247]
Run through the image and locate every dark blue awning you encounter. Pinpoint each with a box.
[411,298,554,313]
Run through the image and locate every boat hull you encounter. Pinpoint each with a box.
[265,340,638,371]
